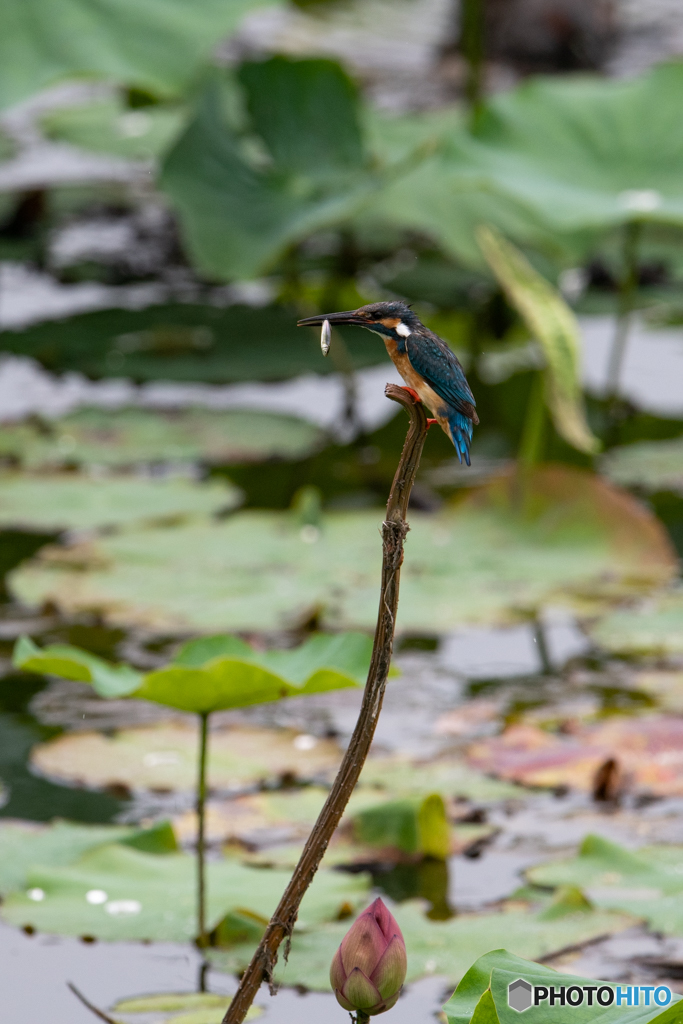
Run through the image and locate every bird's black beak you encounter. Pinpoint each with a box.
[297,309,368,328]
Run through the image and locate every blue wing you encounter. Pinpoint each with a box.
[405,333,476,417]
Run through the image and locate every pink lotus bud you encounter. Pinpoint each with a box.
[330,898,407,1017]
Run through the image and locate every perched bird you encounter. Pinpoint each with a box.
[298,301,478,464]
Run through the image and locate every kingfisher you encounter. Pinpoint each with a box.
[298,301,478,464]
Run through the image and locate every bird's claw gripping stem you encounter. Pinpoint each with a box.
[400,387,422,404]
[426,418,438,427]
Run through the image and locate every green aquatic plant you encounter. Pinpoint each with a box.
[14,629,370,947]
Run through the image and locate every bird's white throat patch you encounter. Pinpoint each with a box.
[396,322,411,338]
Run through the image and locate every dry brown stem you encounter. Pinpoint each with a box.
[223,384,429,1024]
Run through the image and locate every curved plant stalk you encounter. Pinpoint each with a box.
[222,384,429,1024]
[606,219,641,406]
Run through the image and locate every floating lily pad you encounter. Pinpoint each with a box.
[601,437,683,495]
[0,474,238,533]
[0,408,324,470]
[0,302,381,381]
[113,992,261,1024]
[210,899,634,989]
[10,467,675,631]
[527,835,683,937]
[468,716,683,797]
[1,842,370,941]
[0,820,130,896]
[30,724,343,793]
[590,590,683,656]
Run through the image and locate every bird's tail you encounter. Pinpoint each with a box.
[448,410,474,466]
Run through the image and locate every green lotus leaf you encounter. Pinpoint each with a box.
[160,58,380,280]
[0,408,324,469]
[40,96,186,160]
[13,635,142,698]
[457,63,683,241]
[136,662,296,715]
[0,473,238,532]
[210,899,634,990]
[0,0,276,111]
[0,842,370,941]
[444,948,681,1024]
[10,467,675,631]
[601,437,683,495]
[0,303,382,381]
[590,590,683,656]
[527,834,683,936]
[0,820,131,897]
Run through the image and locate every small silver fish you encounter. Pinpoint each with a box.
[321,319,331,357]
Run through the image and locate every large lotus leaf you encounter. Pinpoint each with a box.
[210,899,634,990]
[238,56,364,178]
[0,408,323,470]
[443,948,681,1024]
[601,437,683,495]
[364,125,559,269]
[0,302,382,381]
[477,226,599,455]
[0,473,237,532]
[40,96,186,160]
[527,835,683,937]
[160,60,378,280]
[0,820,130,896]
[0,0,275,112]
[13,635,141,697]
[455,63,683,238]
[0,842,370,941]
[16,629,367,710]
[30,724,343,792]
[10,467,675,631]
[590,590,683,656]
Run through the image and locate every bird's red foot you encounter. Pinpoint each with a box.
[426,418,438,427]
[400,387,422,403]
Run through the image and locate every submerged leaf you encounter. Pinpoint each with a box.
[477,226,599,455]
